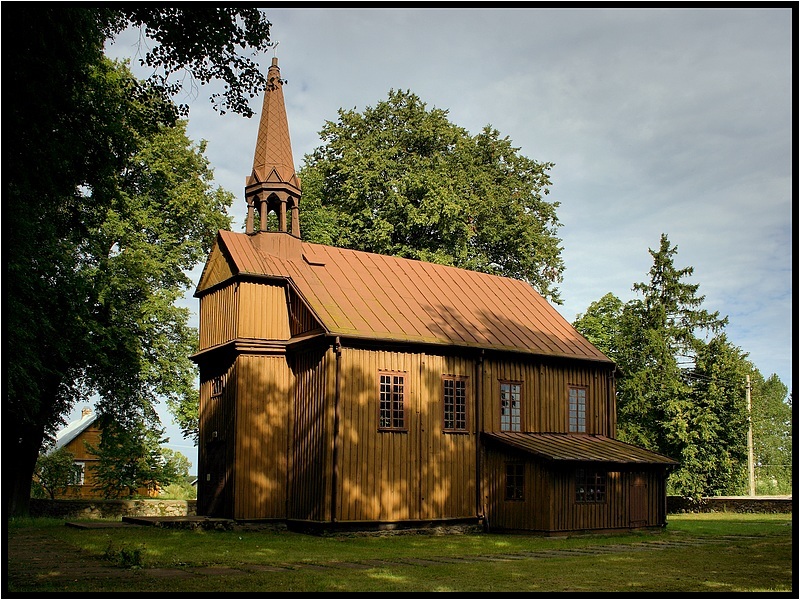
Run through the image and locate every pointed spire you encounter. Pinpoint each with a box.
[245,56,302,236]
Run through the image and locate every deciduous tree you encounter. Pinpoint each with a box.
[86,418,180,498]
[31,449,82,500]
[298,90,564,302]
[5,7,271,517]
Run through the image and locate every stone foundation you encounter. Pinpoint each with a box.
[29,498,196,520]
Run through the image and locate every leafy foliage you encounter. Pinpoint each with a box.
[5,6,259,516]
[749,375,792,494]
[101,8,273,117]
[572,234,792,498]
[31,449,82,500]
[298,90,564,302]
[86,418,181,498]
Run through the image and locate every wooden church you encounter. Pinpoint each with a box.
[192,56,678,534]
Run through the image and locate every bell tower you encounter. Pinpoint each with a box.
[245,56,301,236]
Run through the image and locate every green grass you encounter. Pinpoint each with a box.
[7,513,794,593]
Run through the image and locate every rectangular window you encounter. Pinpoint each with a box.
[500,382,522,431]
[505,462,525,501]
[575,469,606,503]
[71,461,86,486]
[211,375,225,398]
[379,372,406,431]
[443,376,468,432]
[569,386,587,433]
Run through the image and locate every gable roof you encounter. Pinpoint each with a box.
[53,411,97,452]
[197,230,612,365]
[483,432,679,466]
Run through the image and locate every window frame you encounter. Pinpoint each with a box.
[575,468,607,503]
[568,385,587,433]
[378,371,408,432]
[442,374,469,433]
[499,380,523,432]
[210,375,226,399]
[71,461,86,486]
[504,462,525,501]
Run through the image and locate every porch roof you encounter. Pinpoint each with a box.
[483,432,679,466]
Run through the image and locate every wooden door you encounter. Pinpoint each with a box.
[629,472,647,527]
[202,439,229,517]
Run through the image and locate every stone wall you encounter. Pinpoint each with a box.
[667,495,792,514]
[30,498,196,520]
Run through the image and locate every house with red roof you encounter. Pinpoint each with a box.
[191,57,677,533]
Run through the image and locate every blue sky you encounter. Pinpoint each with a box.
[87,7,794,465]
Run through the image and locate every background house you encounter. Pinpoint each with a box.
[46,408,158,499]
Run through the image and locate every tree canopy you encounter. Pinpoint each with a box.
[573,234,791,498]
[5,7,270,517]
[86,417,181,498]
[298,89,564,303]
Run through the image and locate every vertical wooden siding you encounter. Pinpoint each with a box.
[288,289,322,337]
[59,428,102,499]
[485,448,667,532]
[233,354,293,519]
[197,361,237,517]
[482,358,612,435]
[547,467,666,532]
[336,348,476,522]
[199,284,238,350]
[288,346,334,521]
[237,281,291,341]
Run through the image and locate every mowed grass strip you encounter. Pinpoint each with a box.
[6,513,793,593]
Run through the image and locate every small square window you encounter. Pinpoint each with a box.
[575,468,606,503]
[211,375,226,398]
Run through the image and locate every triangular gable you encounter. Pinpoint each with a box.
[53,413,98,452]
[196,234,237,294]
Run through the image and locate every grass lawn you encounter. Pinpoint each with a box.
[7,513,794,594]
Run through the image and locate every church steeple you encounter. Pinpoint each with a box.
[245,56,301,236]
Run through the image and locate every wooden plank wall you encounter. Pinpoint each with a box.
[60,427,103,499]
[288,288,321,337]
[237,282,290,341]
[199,284,238,350]
[547,467,666,531]
[482,358,612,435]
[335,348,477,522]
[197,360,237,517]
[482,448,549,531]
[233,354,293,519]
[288,346,334,521]
[484,449,667,532]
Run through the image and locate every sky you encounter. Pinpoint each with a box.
[81,7,794,467]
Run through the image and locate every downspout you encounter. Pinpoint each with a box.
[330,336,342,523]
[475,349,484,521]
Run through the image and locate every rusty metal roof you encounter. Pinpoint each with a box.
[483,432,679,465]
[209,230,613,364]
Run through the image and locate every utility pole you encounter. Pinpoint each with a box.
[746,374,755,496]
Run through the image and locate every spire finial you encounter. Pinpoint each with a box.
[272,41,280,58]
